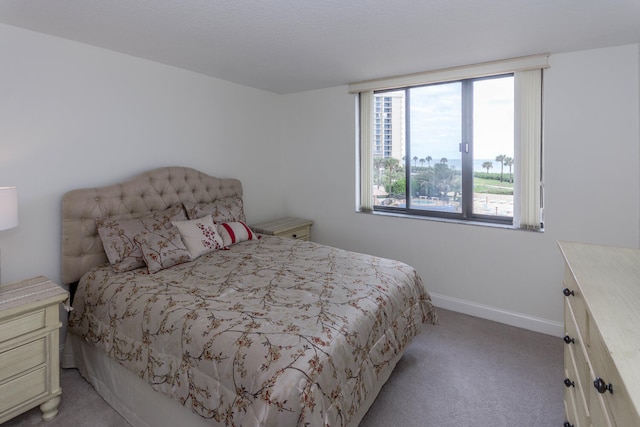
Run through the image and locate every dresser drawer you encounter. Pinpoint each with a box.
[563,266,587,341]
[0,337,47,383]
[590,390,614,427]
[565,343,589,427]
[0,309,46,344]
[565,298,590,401]
[0,366,47,414]
[589,325,636,427]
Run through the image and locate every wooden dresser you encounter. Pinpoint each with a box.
[251,217,313,241]
[0,276,69,423]
[559,241,640,427]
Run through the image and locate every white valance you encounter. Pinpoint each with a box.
[348,54,549,94]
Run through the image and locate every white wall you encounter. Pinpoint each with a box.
[0,24,284,286]
[280,44,640,335]
[1,22,638,337]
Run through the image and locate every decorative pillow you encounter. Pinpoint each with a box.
[173,215,226,259]
[134,227,191,274]
[217,221,258,247]
[96,205,187,272]
[183,196,246,223]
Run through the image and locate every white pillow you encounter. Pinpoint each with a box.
[172,215,226,259]
[217,221,258,247]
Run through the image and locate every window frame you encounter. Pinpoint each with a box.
[353,55,547,230]
[372,74,515,226]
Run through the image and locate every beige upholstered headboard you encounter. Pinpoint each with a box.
[61,166,243,285]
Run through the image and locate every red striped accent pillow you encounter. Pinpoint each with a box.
[217,221,257,246]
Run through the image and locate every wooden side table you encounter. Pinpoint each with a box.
[251,217,313,241]
[0,276,69,423]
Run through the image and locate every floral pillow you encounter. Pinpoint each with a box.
[172,215,226,259]
[217,221,258,247]
[183,196,246,223]
[96,205,187,272]
[134,227,191,274]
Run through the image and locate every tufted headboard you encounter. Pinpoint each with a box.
[61,166,243,285]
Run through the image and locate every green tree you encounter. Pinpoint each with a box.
[419,158,425,169]
[440,157,448,165]
[495,154,506,182]
[504,156,514,183]
[413,155,419,171]
[482,161,493,173]
[426,156,432,167]
[373,157,384,188]
[383,157,401,194]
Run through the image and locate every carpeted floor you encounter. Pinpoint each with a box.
[3,309,564,427]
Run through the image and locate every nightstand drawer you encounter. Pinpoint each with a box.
[0,366,47,414]
[279,225,310,240]
[0,337,47,383]
[0,309,46,343]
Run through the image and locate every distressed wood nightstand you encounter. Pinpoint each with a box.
[0,276,69,424]
[251,217,313,241]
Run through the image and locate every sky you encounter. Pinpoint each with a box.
[407,75,514,162]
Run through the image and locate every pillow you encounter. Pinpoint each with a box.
[173,215,226,259]
[183,196,246,223]
[134,227,191,274]
[96,205,187,272]
[217,221,258,247]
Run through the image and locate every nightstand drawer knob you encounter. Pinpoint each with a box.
[564,378,575,388]
[563,335,575,345]
[563,288,575,297]
[594,377,613,394]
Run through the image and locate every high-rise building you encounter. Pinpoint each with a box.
[373,91,405,160]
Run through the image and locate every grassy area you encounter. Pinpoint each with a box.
[473,176,513,195]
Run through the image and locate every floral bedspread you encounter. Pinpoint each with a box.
[68,235,437,426]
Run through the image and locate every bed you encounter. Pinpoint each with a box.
[61,166,437,427]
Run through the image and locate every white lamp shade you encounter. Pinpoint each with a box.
[0,187,18,231]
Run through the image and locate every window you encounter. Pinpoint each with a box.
[352,55,547,230]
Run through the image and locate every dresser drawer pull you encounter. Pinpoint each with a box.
[562,288,575,297]
[563,335,575,345]
[564,422,574,427]
[593,377,613,394]
[564,378,575,388]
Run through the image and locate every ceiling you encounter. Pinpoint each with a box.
[1,0,639,94]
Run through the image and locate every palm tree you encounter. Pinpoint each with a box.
[426,156,432,167]
[383,157,400,194]
[413,156,419,171]
[482,161,493,173]
[440,157,448,165]
[419,158,425,169]
[504,157,514,183]
[495,154,506,182]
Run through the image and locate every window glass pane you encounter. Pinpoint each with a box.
[373,91,406,207]
[408,82,462,213]
[473,76,514,217]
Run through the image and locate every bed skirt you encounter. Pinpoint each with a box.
[61,333,402,427]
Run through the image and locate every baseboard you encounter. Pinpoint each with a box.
[430,293,564,337]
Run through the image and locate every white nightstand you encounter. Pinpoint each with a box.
[251,217,313,241]
[0,276,69,423]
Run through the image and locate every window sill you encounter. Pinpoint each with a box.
[358,210,544,232]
